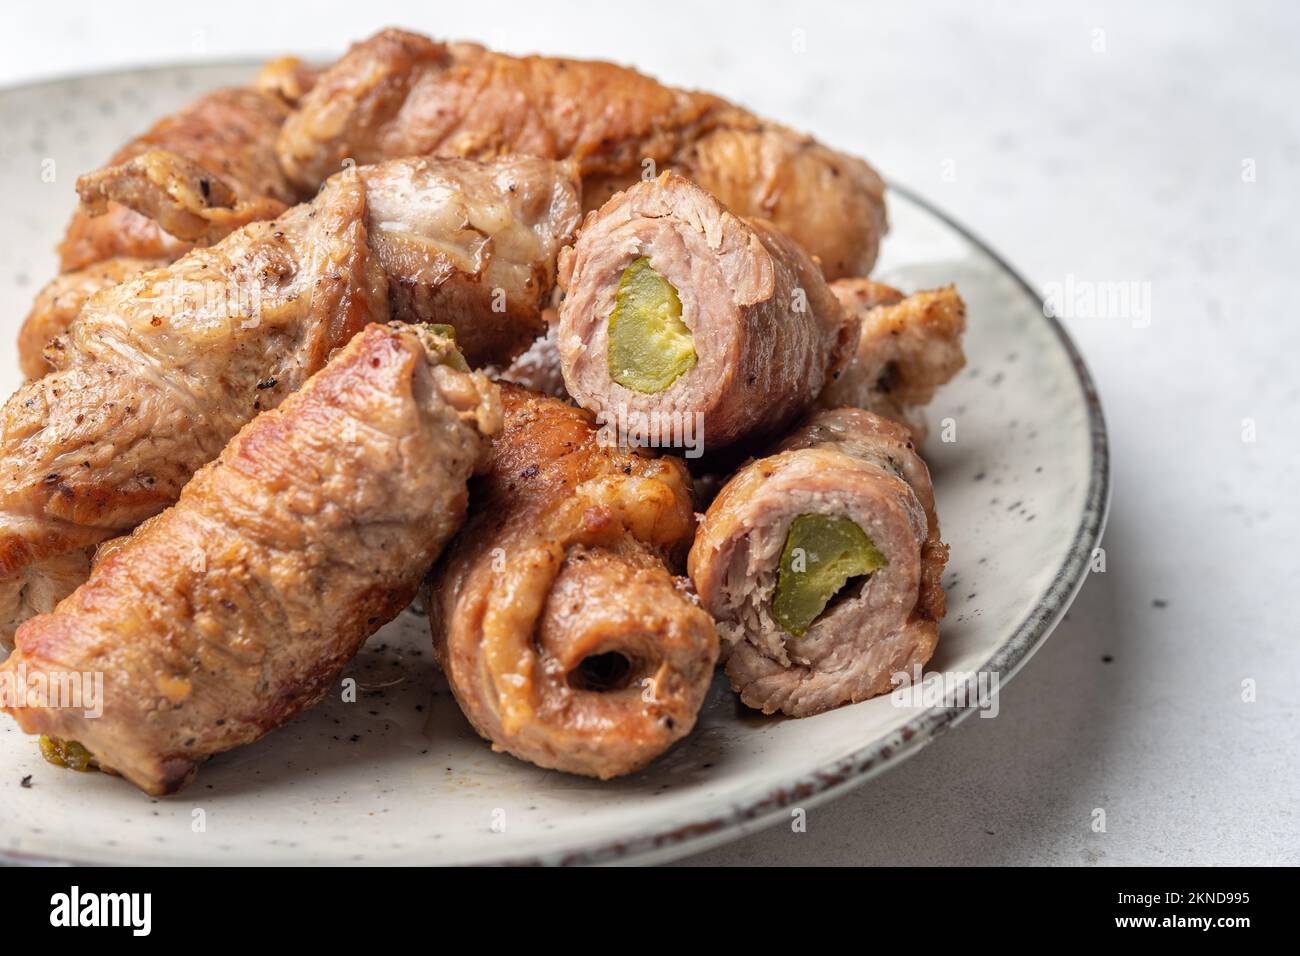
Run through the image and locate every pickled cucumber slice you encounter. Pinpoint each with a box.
[607,257,696,393]
[422,323,470,371]
[38,735,96,772]
[772,514,887,637]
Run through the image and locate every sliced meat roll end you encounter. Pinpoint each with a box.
[557,172,856,454]
[688,407,948,718]
[427,384,719,779]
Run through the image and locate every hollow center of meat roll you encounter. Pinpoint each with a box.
[567,650,635,693]
[606,257,697,393]
[773,514,888,637]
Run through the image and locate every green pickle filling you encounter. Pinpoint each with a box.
[38,735,96,772]
[423,323,470,372]
[772,514,888,637]
[607,257,696,393]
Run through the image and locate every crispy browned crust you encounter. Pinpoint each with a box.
[825,282,967,408]
[58,86,299,271]
[427,384,718,779]
[278,28,885,278]
[277,29,731,189]
[253,56,321,107]
[678,127,888,281]
[1,323,500,795]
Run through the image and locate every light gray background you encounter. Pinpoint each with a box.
[2,0,1296,865]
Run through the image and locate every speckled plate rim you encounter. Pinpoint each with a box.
[0,57,309,96]
[0,59,1110,865]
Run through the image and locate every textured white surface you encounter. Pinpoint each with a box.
[1,0,1296,865]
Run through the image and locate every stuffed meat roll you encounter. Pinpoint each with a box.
[72,154,580,368]
[820,280,967,443]
[277,29,886,279]
[357,158,580,367]
[17,257,165,380]
[0,156,578,646]
[19,61,317,375]
[687,407,948,717]
[0,323,500,795]
[556,172,857,453]
[58,86,300,272]
[18,84,300,376]
[426,384,719,778]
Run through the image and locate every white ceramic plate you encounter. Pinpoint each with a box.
[0,64,1108,866]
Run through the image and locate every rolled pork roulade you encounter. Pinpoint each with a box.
[0,323,500,795]
[426,383,719,778]
[17,256,166,380]
[0,155,577,648]
[820,280,967,443]
[59,85,301,273]
[277,29,887,279]
[687,407,948,717]
[556,172,857,454]
[18,80,305,377]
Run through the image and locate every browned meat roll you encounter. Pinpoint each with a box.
[76,149,291,250]
[0,323,500,795]
[71,155,580,369]
[20,64,317,376]
[58,86,301,272]
[0,156,578,646]
[17,256,165,380]
[252,56,321,107]
[277,28,886,279]
[556,172,856,453]
[426,384,719,778]
[820,280,967,443]
[687,407,948,717]
[357,159,580,367]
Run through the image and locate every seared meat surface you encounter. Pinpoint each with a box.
[0,166,385,645]
[1,323,500,795]
[0,31,972,787]
[0,156,577,646]
[688,407,947,717]
[820,280,967,442]
[17,257,164,379]
[557,172,856,453]
[427,384,718,778]
[19,63,317,376]
[357,157,580,366]
[278,29,885,278]
[77,149,290,248]
[252,56,321,107]
[58,86,299,272]
[671,125,887,280]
